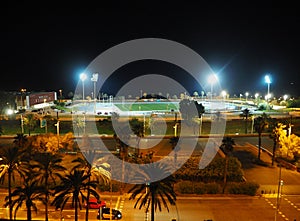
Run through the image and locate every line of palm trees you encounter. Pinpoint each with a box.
[0,133,179,221]
[0,134,111,221]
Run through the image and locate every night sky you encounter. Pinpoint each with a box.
[1,2,300,98]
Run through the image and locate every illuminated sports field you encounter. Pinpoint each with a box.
[114,101,179,112]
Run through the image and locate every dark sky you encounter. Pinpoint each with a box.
[1,1,300,98]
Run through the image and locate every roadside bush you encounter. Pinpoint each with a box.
[175,181,222,195]
[203,183,221,194]
[226,182,259,196]
[175,181,194,194]
[174,156,244,183]
[194,182,206,194]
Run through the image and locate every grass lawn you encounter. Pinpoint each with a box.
[114,101,179,112]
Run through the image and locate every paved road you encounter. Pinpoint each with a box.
[122,195,300,221]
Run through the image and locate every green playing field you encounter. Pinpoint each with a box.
[114,102,179,111]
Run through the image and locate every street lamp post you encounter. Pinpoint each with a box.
[91,73,99,113]
[59,89,62,103]
[245,92,249,102]
[208,74,218,100]
[221,90,226,101]
[20,88,26,110]
[80,73,87,101]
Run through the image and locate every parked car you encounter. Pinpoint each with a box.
[85,198,106,209]
[97,207,122,220]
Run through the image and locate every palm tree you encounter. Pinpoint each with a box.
[73,115,86,136]
[270,123,286,166]
[5,173,45,221]
[240,108,252,134]
[13,133,28,148]
[23,113,38,136]
[195,101,205,134]
[51,168,101,221]
[254,113,269,160]
[220,136,235,193]
[128,162,177,221]
[129,118,144,157]
[31,152,66,221]
[0,145,27,220]
[72,149,110,221]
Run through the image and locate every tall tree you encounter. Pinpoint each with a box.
[128,162,177,221]
[72,149,110,221]
[220,136,235,193]
[179,99,205,122]
[0,146,27,220]
[51,168,100,221]
[13,133,28,148]
[240,108,252,134]
[31,152,66,221]
[254,113,269,160]
[270,123,286,166]
[129,118,144,156]
[23,113,38,136]
[5,173,45,221]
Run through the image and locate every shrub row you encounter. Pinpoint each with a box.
[175,180,259,196]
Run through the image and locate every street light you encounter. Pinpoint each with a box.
[91,73,99,100]
[80,73,87,100]
[265,74,271,101]
[59,89,62,103]
[221,90,227,101]
[20,88,26,110]
[91,73,99,113]
[245,92,249,102]
[208,74,218,100]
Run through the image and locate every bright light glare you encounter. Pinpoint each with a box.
[265,75,271,84]
[208,74,218,84]
[7,109,13,115]
[283,94,288,100]
[221,90,227,97]
[255,93,259,98]
[80,73,87,81]
[265,94,271,100]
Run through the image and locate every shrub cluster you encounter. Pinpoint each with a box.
[175,180,259,196]
[226,182,260,196]
[174,156,244,183]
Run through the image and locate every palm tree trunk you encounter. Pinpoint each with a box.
[74,196,78,221]
[245,116,248,134]
[8,170,12,221]
[151,191,155,221]
[223,157,228,193]
[44,173,49,221]
[85,170,91,221]
[258,133,262,160]
[272,141,277,166]
[26,201,32,221]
